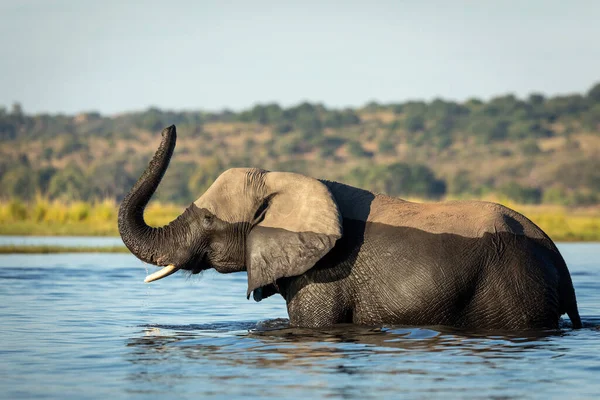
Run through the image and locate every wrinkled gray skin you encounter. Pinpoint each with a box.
[119,126,582,330]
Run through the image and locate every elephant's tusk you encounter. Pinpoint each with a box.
[144,265,180,283]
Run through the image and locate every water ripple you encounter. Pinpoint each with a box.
[0,245,600,399]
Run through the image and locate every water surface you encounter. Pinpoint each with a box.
[1,243,599,399]
[0,235,124,247]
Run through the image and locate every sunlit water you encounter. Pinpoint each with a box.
[1,241,599,399]
[0,235,124,247]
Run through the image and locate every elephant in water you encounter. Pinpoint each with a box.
[118,125,582,330]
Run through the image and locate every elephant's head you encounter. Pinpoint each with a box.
[118,125,342,299]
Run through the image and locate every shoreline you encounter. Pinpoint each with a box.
[0,245,129,254]
[1,239,599,254]
[1,202,599,246]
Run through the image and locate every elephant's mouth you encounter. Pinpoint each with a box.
[144,253,208,283]
[188,252,210,275]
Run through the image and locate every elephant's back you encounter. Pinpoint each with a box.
[368,197,549,243]
[323,180,551,243]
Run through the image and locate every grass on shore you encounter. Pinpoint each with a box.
[514,205,600,242]
[1,198,599,243]
[0,198,183,236]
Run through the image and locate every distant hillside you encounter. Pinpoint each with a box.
[1,82,599,206]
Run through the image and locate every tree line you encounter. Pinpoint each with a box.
[1,82,599,205]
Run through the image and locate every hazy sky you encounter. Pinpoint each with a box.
[1,0,599,115]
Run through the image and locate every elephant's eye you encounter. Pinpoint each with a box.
[202,213,214,228]
[252,195,273,225]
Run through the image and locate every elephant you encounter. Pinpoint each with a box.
[118,125,582,330]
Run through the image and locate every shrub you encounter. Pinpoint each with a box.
[498,182,542,204]
[377,138,396,155]
[347,141,372,158]
[68,202,90,222]
[404,115,425,133]
[7,199,28,220]
[90,199,115,222]
[520,139,541,156]
[32,196,50,221]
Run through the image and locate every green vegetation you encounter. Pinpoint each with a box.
[348,163,446,199]
[0,198,183,236]
[1,83,599,244]
[516,206,600,242]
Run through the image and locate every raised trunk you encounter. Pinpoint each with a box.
[118,125,181,266]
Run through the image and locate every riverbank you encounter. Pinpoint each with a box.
[1,199,599,242]
[0,199,182,236]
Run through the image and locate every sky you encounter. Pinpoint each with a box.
[1,0,599,115]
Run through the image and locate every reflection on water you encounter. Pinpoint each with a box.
[1,245,600,399]
[127,321,566,371]
[123,320,598,398]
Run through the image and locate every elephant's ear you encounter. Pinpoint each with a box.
[246,172,342,299]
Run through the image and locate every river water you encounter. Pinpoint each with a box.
[0,235,124,247]
[1,241,599,399]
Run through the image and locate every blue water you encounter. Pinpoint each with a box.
[1,242,599,399]
[0,235,124,247]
